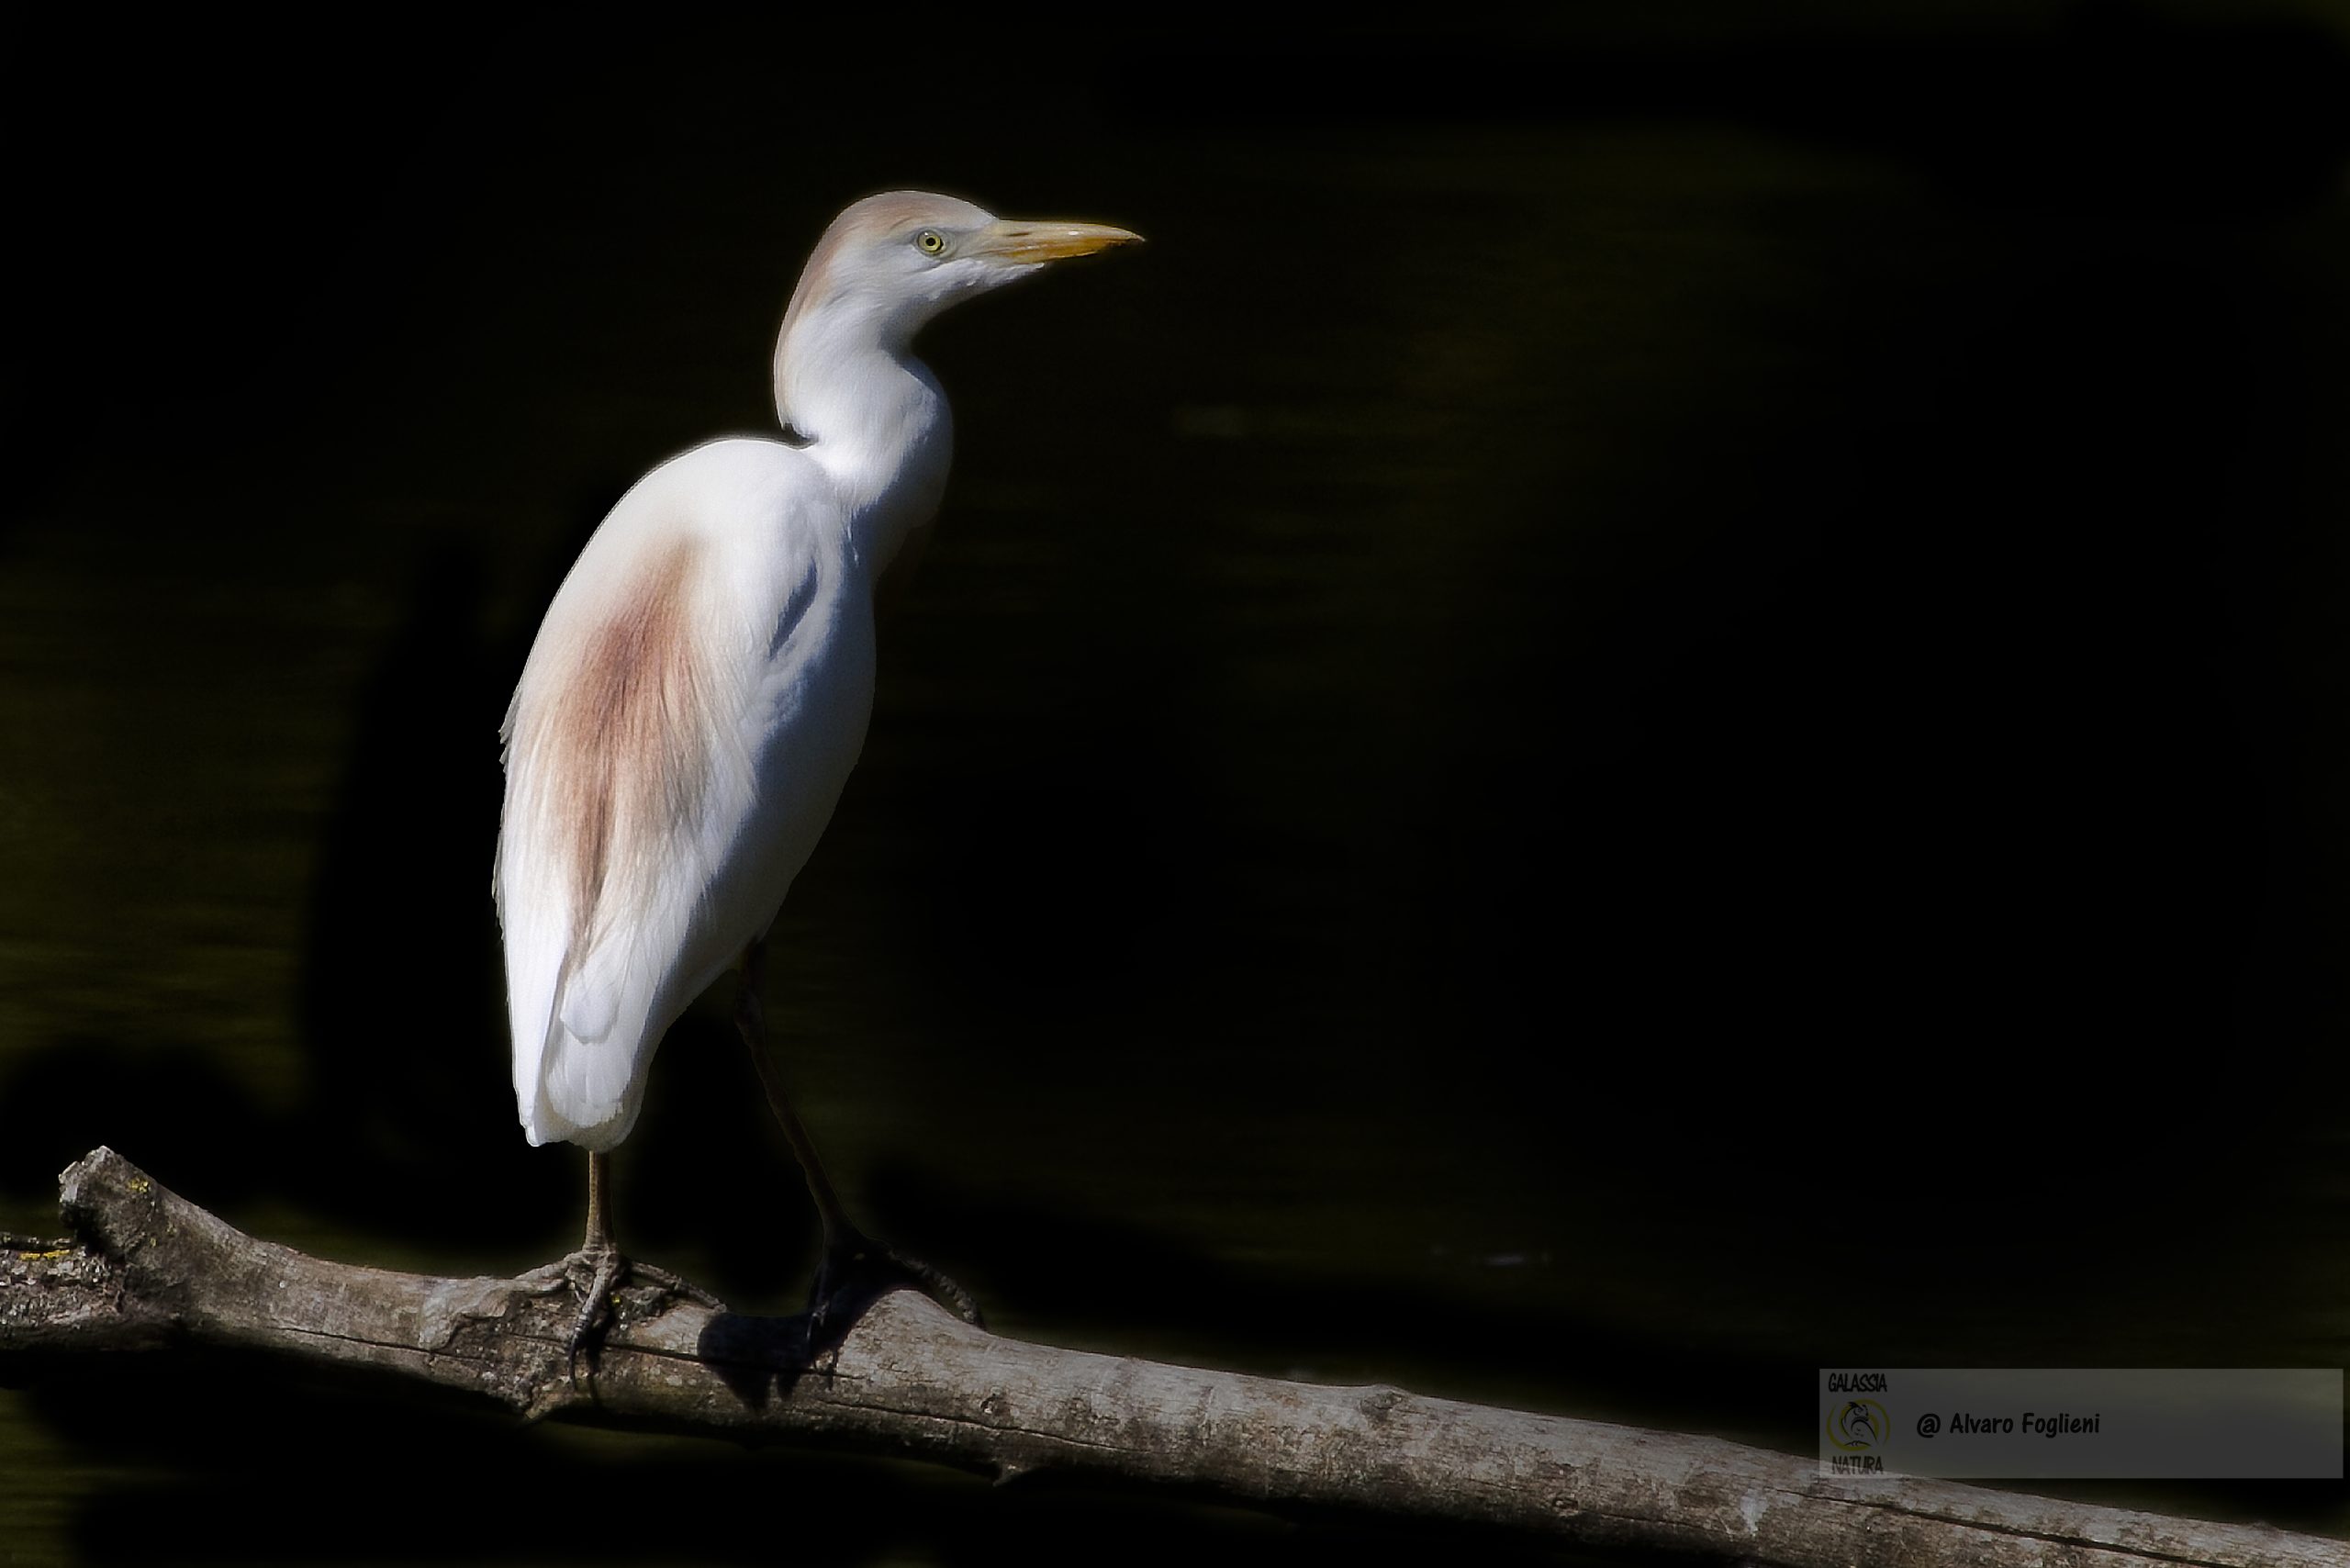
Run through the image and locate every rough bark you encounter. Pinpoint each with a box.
[1,1148,2336,1567]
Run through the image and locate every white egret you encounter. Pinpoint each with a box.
[494,191,1141,1348]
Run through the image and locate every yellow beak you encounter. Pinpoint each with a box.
[973,218,1144,263]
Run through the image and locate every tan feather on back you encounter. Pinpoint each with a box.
[524,534,713,966]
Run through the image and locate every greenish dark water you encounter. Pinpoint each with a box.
[7,10,2350,1563]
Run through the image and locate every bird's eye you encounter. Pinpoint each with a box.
[915,230,946,255]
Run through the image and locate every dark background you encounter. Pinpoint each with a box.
[6,6,2349,1562]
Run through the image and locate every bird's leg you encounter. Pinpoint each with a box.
[553,1149,725,1362]
[562,1151,627,1356]
[736,941,982,1331]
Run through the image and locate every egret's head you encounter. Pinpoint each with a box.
[782,191,1141,349]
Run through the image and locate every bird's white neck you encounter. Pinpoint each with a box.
[773,311,953,582]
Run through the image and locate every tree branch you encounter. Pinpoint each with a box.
[2,1148,2335,1567]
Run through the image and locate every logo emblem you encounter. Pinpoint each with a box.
[1828,1399,1888,1451]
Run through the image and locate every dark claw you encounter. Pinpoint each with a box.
[566,1246,626,1362]
[809,1226,983,1338]
[553,1247,728,1365]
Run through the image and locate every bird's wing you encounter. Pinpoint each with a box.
[495,439,844,1148]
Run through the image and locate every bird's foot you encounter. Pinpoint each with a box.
[809,1226,983,1341]
[524,1244,726,1364]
